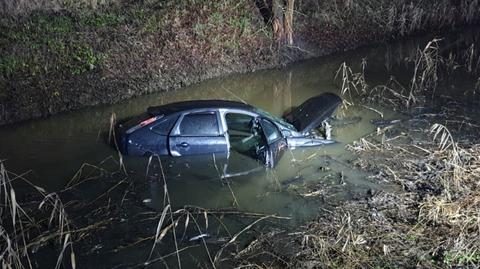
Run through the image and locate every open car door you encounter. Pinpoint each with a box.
[258,118,287,167]
[224,112,286,168]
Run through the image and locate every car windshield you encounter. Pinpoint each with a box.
[254,108,296,130]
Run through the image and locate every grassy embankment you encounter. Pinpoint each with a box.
[1,0,479,125]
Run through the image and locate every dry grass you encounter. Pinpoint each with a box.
[231,37,480,268]
[0,162,76,269]
[232,118,480,268]
[334,59,368,108]
[299,0,480,37]
[409,39,442,103]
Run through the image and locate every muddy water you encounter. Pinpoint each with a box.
[0,53,393,213]
[1,27,480,267]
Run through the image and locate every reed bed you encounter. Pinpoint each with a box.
[232,102,480,268]
[231,38,480,268]
[298,0,480,38]
[0,161,76,269]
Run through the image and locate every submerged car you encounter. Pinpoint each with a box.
[116,92,342,167]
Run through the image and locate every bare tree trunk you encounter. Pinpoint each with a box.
[284,0,294,45]
[272,0,285,43]
[254,0,294,44]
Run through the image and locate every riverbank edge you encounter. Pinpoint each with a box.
[1,1,479,126]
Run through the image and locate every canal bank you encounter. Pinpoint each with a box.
[1,0,480,125]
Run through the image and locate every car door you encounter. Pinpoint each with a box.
[258,118,288,167]
[146,115,179,155]
[169,111,228,156]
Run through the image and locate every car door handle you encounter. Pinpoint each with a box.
[177,142,189,148]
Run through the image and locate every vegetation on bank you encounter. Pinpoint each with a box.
[0,1,263,80]
[231,35,480,268]
[1,0,480,125]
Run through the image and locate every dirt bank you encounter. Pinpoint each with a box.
[1,0,480,126]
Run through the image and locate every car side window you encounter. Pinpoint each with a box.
[260,119,281,143]
[179,112,219,136]
[225,113,253,133]
[151,116,178,135]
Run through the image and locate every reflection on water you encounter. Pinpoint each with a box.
[1,26,480,267]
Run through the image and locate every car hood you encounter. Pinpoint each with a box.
[284,93,342,134]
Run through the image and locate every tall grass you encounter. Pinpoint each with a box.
[340,35,480,113]
[334,59,368,107]
[0,162,32,268]
[409,39,442,104]
[429,123,464,199]
[0,161,76,269]
[144,155,182,268]
[299,0,480,38]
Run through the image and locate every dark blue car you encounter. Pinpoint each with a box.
[116,92,341,167]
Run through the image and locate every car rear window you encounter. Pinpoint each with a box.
[179,113,219,136]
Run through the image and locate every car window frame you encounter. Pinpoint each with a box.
[259,117,284,144]
[224,111,256,133]
[149,115,179,136]
[219,109,258,129]
[220,109,260,133]
[171,110,222,137]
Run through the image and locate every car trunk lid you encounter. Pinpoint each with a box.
[284,93,342,134]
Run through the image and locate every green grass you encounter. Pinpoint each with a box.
[444,252,480,266]
[79,12,125,27]
[0,55,29,77]
[0,0,266,80]
[69,43,101,75]
[142,13,166,33]
[2,14,73,45]
[0,12,107,77]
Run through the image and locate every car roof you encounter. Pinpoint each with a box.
[147,100,255,116]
